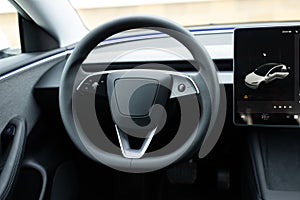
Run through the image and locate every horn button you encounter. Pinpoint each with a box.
[107,71,172,137]
[114,78,159,117]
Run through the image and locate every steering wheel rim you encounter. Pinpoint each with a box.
[59,15,221,173]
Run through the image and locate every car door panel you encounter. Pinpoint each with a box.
[0,51,69,199]
[0,51,68,136]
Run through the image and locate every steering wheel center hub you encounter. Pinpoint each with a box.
[107,70,172,137]
[113,78,159,117]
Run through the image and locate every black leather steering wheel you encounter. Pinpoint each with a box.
[59,15,222,173]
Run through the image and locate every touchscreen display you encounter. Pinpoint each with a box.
[234,26,300,126]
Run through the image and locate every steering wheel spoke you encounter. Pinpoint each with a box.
[76,69,199,99]
[115,125,156,159]
[76,73,107,96]
[169,73,199,99]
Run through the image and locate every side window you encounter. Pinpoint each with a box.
[269,66,282,75]
[0,1,21,60]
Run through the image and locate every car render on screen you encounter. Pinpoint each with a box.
[244,63,289,89]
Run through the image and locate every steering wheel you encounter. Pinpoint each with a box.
[59,15,223,173]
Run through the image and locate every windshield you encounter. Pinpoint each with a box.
[70,0,300,30]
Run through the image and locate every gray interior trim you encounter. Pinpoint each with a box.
[101,29,233,46]
[83,30,233,64]
[0,48,66,77]
[0,51,71,82]
[84,44,232,64]
[0,52,67,136]
[186,71,233,85]
[217,72,233,84]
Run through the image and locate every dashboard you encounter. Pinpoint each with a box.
[234,26,300,126]
[34,22,300,128]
